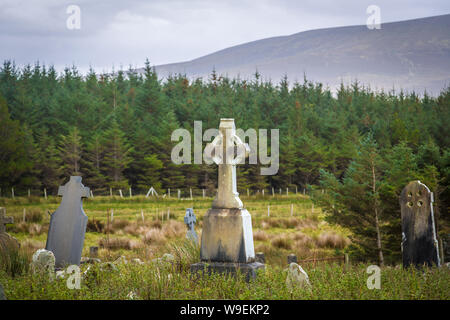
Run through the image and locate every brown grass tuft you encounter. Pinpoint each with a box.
[253,229,269,241]
[271,234,292,250]
[161,220,185,238]
[314,232,350,249]
[99,237,131,250]
[143,228,167,245]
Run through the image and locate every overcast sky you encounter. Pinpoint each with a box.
[1,0,449,74]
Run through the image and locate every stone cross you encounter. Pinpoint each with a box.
[400,180,440,268]
[0,208,13,233]
[45,176,90,269]
[205,118,250,209]
[184,208,198,243]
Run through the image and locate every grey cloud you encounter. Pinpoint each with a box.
[0,0,449,73]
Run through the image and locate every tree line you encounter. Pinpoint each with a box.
[0,59,448,263]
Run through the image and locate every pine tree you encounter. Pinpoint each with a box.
[58,126,82,177]
[0,94,33,190]
[316,134,385,265]
[101,119,131,190]
[35,129,62,193]
[82,134,107,192]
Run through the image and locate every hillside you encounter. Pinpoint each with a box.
[147,14,450,95]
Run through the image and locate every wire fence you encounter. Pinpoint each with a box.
[0,186,313,199]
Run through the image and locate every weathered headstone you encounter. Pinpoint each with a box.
[184,208,198,244]
[45,176,90,269]
[31,249,56,279]
[191,118,264,280]
[286,263,311,291]
[400,180,440,268]
[0,208,19,251]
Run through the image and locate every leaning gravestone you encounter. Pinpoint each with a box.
[184,208,198,244]
[0,208,19,251]
[286,263,311,291]
[45,176,90,269]
[191,118,264,280]
[400,180,440,268]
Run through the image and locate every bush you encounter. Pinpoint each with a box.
[87,218,104,233]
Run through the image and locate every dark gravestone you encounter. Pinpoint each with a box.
[255,252,265,264]
[0,283,5,300]
[400,180,440,268]
[287,254,298,264]
[89,246,99,258]
[45,176,90,269]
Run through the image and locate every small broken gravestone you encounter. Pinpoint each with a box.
[286,263,311,291]
[400,180,440,268]
[0,208,19,251]
[31,249,56,280]
[184,208,198,244]
[45,176,90,269]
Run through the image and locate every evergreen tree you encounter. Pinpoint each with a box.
[58,126,82,177]
[101,119,131,190]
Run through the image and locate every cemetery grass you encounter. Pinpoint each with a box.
[1,195,449,300]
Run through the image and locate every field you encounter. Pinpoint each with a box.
[1,194,449,300]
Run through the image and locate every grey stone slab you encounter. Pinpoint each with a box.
[45,176,90,268]
[400,180,440,268]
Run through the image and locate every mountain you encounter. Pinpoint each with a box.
[144,14,450,95]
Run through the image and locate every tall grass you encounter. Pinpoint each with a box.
[0,242,32,278]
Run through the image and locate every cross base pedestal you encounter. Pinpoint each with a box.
[200,208,256,263]
[190,261,265,281]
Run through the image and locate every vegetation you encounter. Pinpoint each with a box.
[0,59,448,265]
[1,242,448,300]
